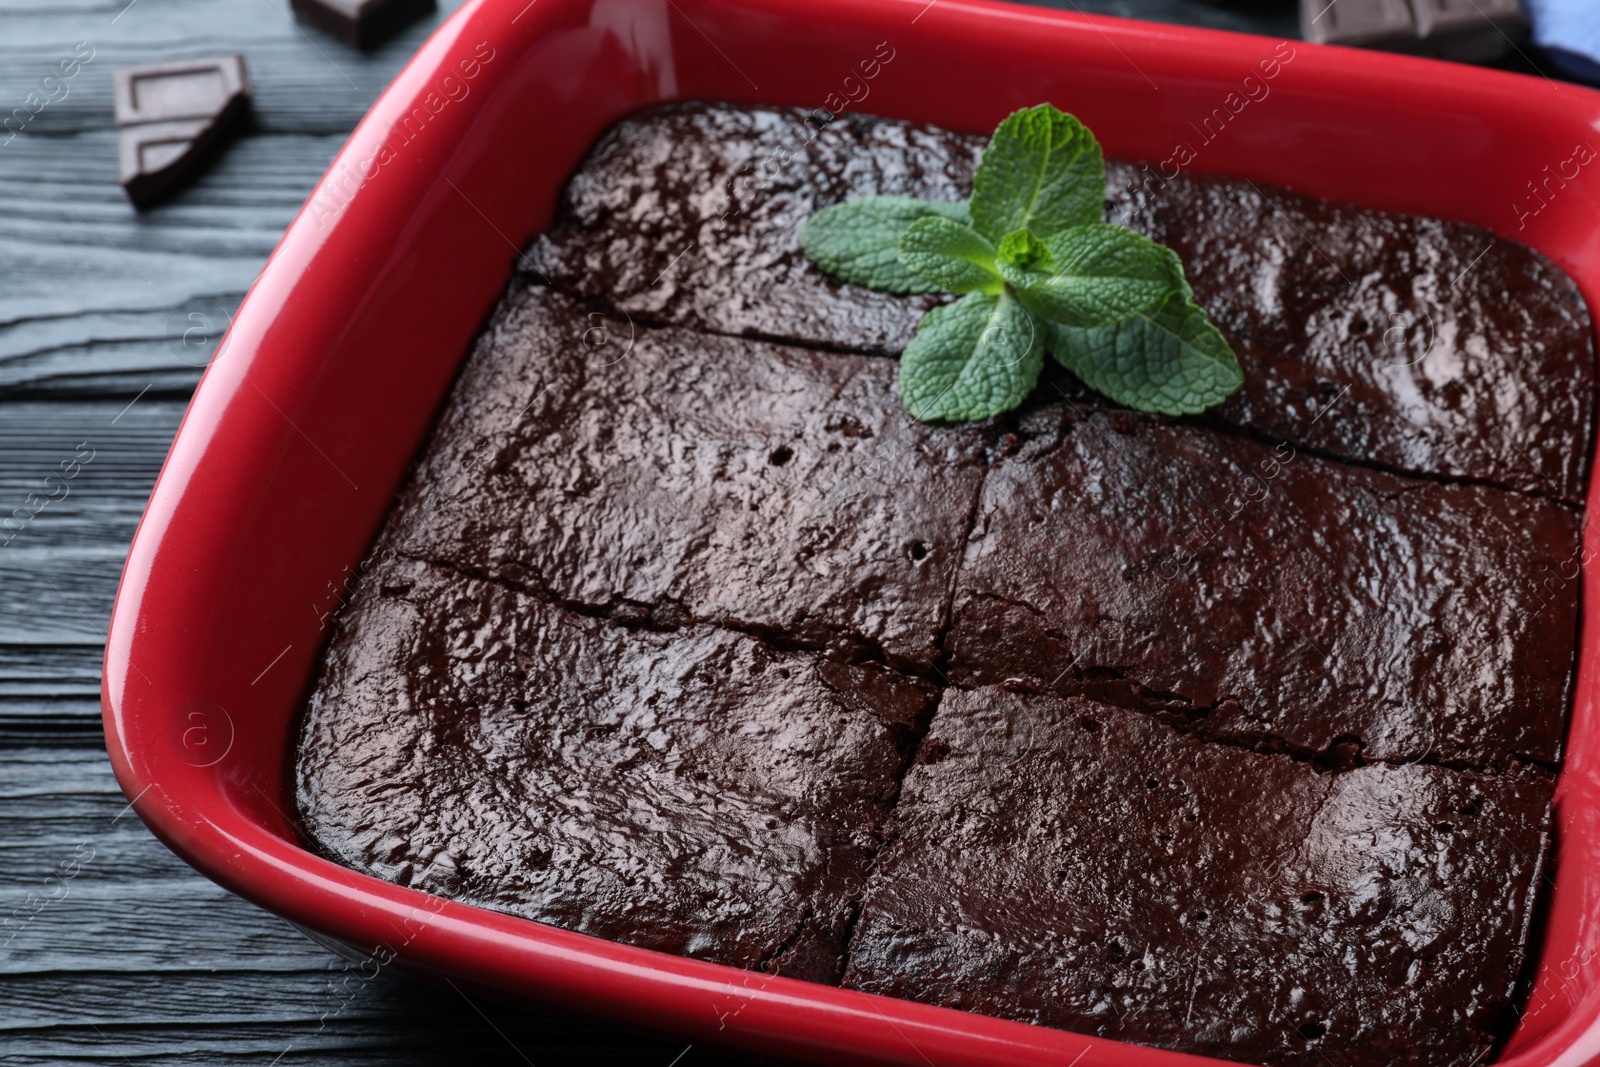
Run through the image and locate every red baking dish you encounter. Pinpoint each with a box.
[101,0,1600,1063]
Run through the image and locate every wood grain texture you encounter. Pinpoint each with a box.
[0,749,743,1066]
[0,0,1296,1062]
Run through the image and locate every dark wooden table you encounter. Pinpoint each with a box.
[4,0,1485,1062]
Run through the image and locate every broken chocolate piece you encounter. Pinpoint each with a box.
[290,0,437,49]
[1300,0,1523,59]
[1411,0,1522,62]
[1301,0,1418,49]
[112,56,251,209]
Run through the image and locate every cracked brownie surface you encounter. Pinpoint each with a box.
[843,687,1551,1067]
[375,284,990,675]
[296,103,1590,1067]
[526,104,1593,503]
[945,401,1579,770]
[298,556,930,983]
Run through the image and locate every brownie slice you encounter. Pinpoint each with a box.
[1108,166,1596,504]
[379,283,991,673]
[525,103,1594,502]
[842,687,1552,1067]
[946,402,1578,769]
[522,103,983,353]
[297,556,930,981]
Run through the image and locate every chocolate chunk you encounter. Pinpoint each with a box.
[1301,0,1418,49]
[1300,0,1523,59]
[1411,0,1522,61]
[290,0,437,49]
[112,56,250,209]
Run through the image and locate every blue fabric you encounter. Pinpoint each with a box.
[1525,0,1600,82]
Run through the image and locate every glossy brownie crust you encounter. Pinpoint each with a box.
[946,402,1579,769]
[298,104,1591,1067]
[526,104,1593,503]
[299,556,930,981]
[844,688,1550,1067]
[376,283,991,674]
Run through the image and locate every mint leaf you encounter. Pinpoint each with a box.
[1000,224,1183,327]
[899,291,1043,422]
[798,102,1248,424]
[897,216,1002,294]
[1049,292,1244,415]
[970,104,1103,243]
[995,229,1052,272]
[800,196,970,294]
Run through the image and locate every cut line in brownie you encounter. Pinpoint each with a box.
[378,283,992,674]
[523,103,1594,504]
[842,686,1552,1067]
[946,401,1579,770]
[296,556,932,982]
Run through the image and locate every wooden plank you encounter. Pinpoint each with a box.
[0,746,181,886]
[0,131,344,382]
[0,399,182,565]
[0,746,739,1065]
[0,969,736,1066]
[0,974,733,1065]
[0,0,469,136]
[0,697,105,744]
[2,990,721,1067]
[0,307,213,397]
[0,648,104,698]
[0,397,183,733]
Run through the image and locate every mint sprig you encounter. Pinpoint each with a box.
[799,104,1243,422]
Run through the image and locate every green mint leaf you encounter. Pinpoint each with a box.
[899,291,1043,422]
[897,216,1002,294]
[1001,224,1184,328]
[800,196,971,294]
[995,229,1052,271]
[970,104,1104,243]
[1048,292,1244,415]
[798,102,1249,426]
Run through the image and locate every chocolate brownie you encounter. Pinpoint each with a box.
[944,401,1580,768]
[295,103,1590,1066]
[842,687,1551,1067]
[377,283,990,673]
[1108,166,1595,504]
[525,103,1593,501]
[297,556,930,981]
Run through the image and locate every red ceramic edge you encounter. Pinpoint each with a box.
[100,1,1600,1065]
